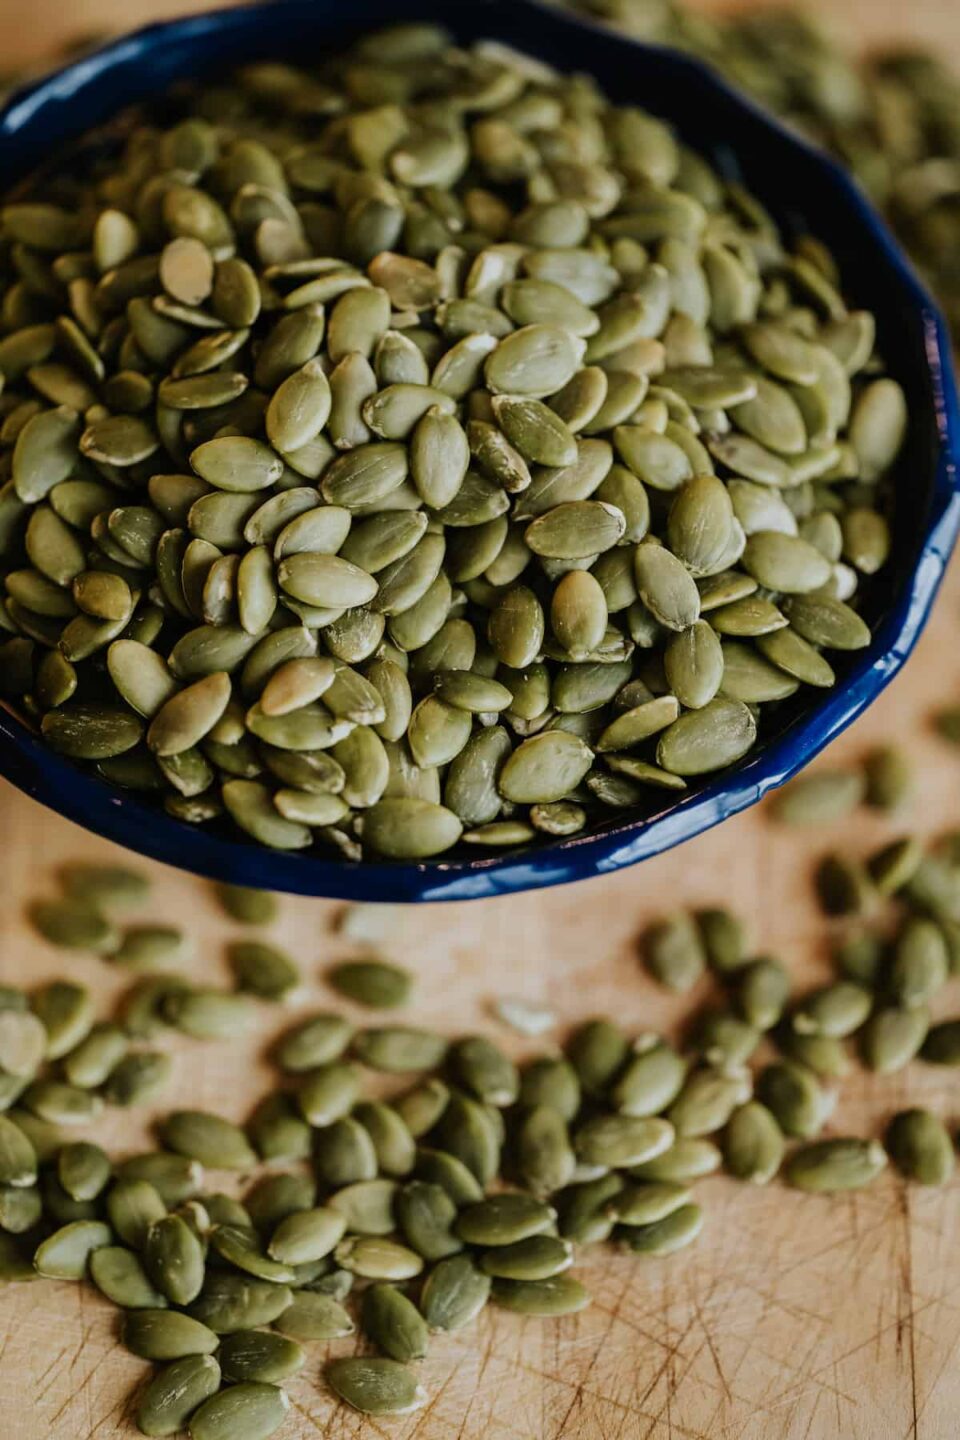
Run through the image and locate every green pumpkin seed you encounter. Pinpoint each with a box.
[575,1115,674,1168]
[628,1138,722,1183]
[667,1067,751,1137]
[136,1355,222,1438]
[889,917,949,1008]
[863,745,913,811]
[269,1289,352,1341]
[756,1061,829,1139]
[633,545,700,632]
[189,1272,293,1334]
[492,396,578,467]
[644,913,707,992]
[34,1219,111,1279]
[274,1014,352,1072]
[792,982,873,1039]
[124,1308,220,1361]
[449,1036,519,1107]
[619,1202,704,1256]
[325,1356,426,1416]
[325,1178,396,1237]
[57,1142,111,1202]
[160,1111,257,1170]
[267,1207,346,1266]
[566,1018,629,1097]
[861,1006,929,1074]
[783,595,871,650]
[498,730,593,804]
[817,852,875,921]
[360,798,462,858]
[228,941,300,1001]
[112,926,188,971]
[145,1214,206,1305]
[771,770,865,825]
[850,379,907,481]
[785,1138,887,1193]
[887,1108,954,1186]
[298,1062,360,1126]
[722,1101,784,1184]
[29,900,119,956]
[214,885,276,927]
[335,1234,423,1281]
[23,1082,102,1128]
[244,1173,315,1235]
[209,1224,297,1284]
[164,990,259,1041]
[351,1026,448,1074]
[609,1039,686,1117]
[361,1282,429,1362]
[106,1179,168,1249]
[421,1254,492,1331]
[104,1051,172,1107]
[389,1179,457,1258]
[314,1117,379,1188]
[0,1009,46,1078]
[117,1153,203,1209]
[492,1274,591,1316]
[0,1115,37,1188]
[481,1234,573,1280]
[187,1382,290,1440]
[515,1104,576,1197]
[693,907,748,974]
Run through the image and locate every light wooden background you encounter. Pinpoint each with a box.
[2,2,960,1438]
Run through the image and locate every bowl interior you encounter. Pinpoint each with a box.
[0,0,957,901]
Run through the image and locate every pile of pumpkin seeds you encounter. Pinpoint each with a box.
[566,2,960,336]
[5,845,960,1433]
[0,23,904,862]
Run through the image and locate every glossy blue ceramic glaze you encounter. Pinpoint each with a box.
[0,0,958,902]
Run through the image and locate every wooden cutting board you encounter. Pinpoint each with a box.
[2,4,960,1437]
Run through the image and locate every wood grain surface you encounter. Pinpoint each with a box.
[2,2,960,1437]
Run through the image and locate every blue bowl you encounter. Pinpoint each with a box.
[1,0,958,902]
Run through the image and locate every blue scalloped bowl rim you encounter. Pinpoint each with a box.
[0,0,958,902]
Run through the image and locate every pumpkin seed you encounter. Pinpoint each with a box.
[887,1108,954,1186]
[492,1274,591,1315]
[325,1178,397,1237]
[861,1006,929,1074]
[361,1282,429,1361]
[34,1219,112,1280]
[890,918,949,1008]
[772,769,865,825]
[619,1202,704,1256]
[792,982,873,1039]
[784,1138,887,1192]
[274,1014,353,1072]
[228,941,300,1001]
[187,1382,290,1440]
[145,1214,206,1306]
[756,1061,830,1139]
[189,1272,293,1334]
[160,1111,257,1170]
[267,1207,346,1266]
[325,1356,426,1416]
[105,1052,172,1107]
[863,745,913,811]
[132,1355,223,1437]
[722,1101,784,1184]
[421,1253,492,1331]
[644,914,707,992]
